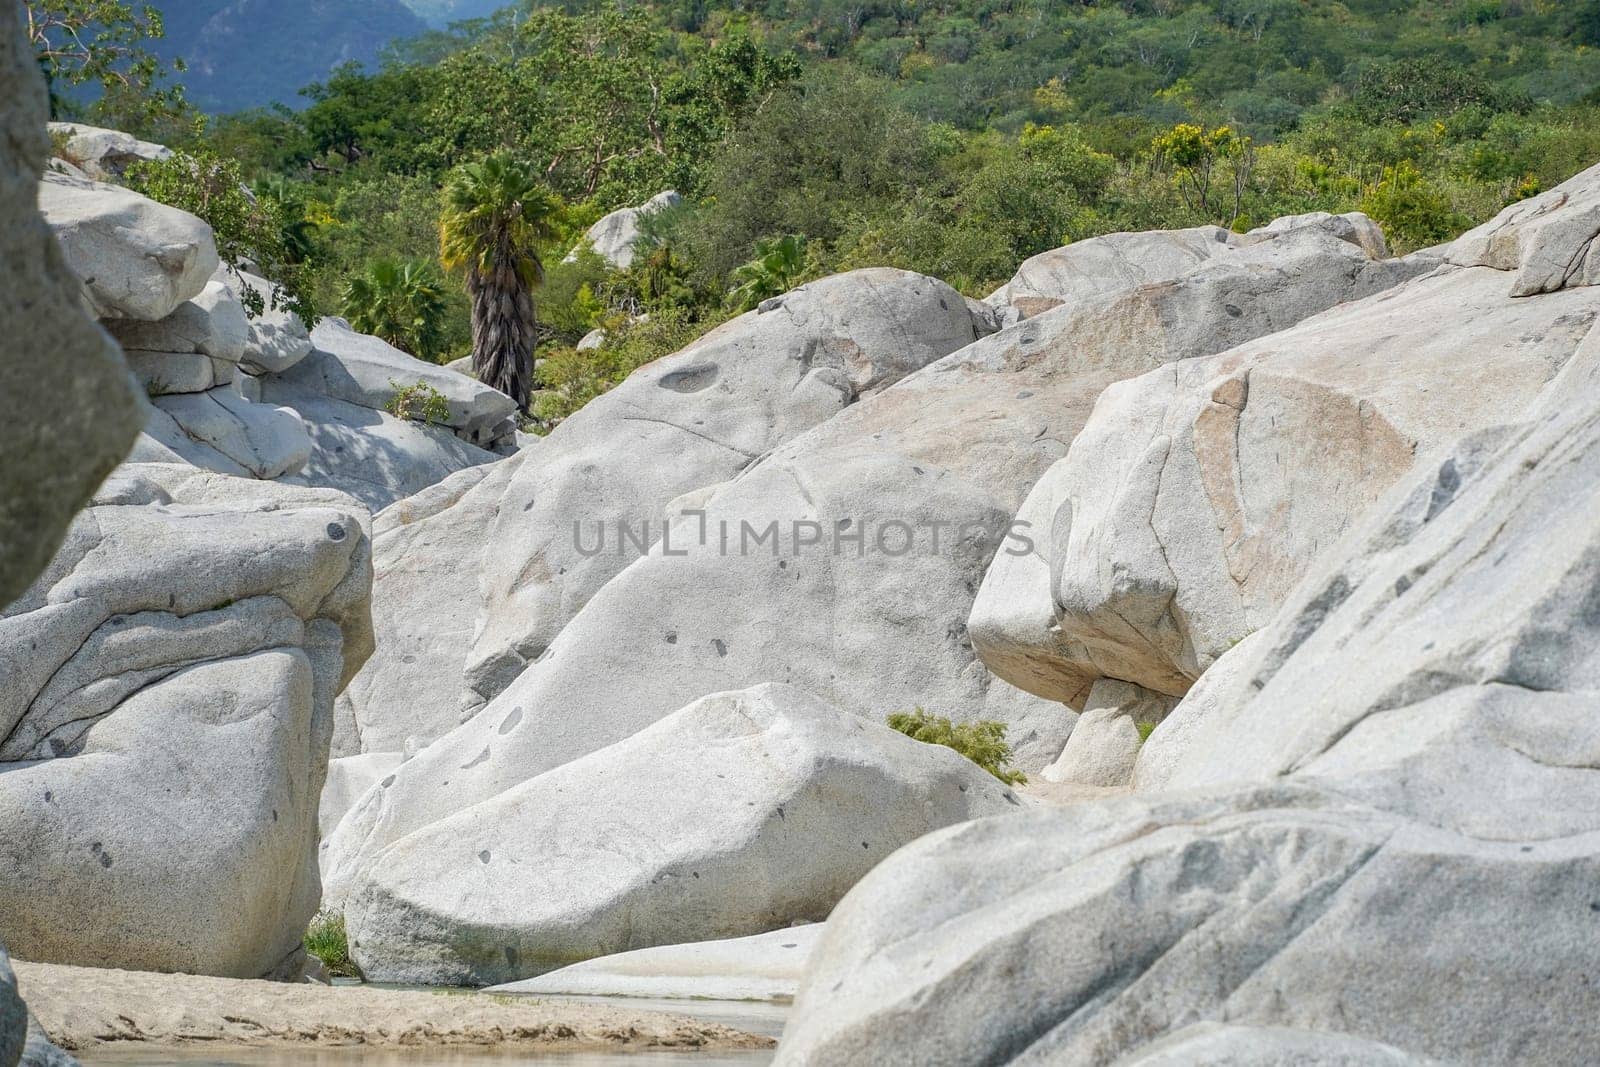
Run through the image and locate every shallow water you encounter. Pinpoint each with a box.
[77,994,784,1067]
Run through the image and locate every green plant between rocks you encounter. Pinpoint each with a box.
[887,708,1027,786]
[303,911,360,979]
[385,379,452,425]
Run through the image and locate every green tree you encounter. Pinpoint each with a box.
[1151,122,1256,227]
[887,709,1027,786]
[342,260,449,362]
[251,176,318,265]
[23,0,186,128]
[126,150,315,326]
[439,154,558,411]
[725,234,807,312]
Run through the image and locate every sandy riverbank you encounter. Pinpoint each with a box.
[13,961,773,1055]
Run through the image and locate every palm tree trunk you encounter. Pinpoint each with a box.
[468,245,537,413]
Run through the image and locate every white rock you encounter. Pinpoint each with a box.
[105,280,249,364]
[576,327,606,351]
[1243,210,1389,259]
[486,924,824,1002]
[48,122,171,181]
[271,318,516,439]
[342,684,1020,985]
[972,264,1600,704]
[1447,159,1600,295]
[339,269,982,754]
[152,388,311,480]
[571,190,681,269]
[775,287,1600,1067]
[1121,1022,1436,1066]
[984,224,1234,315]
[1132,631,1267,793]
[319,753,402,841]
[212,267,314,375]
[37,171,219,322]
[0,4,143,609]
[0,464,372,979]
[1038,679,1172,787]
[260,387,501,512]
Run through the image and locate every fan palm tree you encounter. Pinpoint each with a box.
[341,259,449,361]
[439,154,558,411]
[725,234,807,313]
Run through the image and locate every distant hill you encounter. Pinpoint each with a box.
[149,0,430,112]
[401,0,510,26]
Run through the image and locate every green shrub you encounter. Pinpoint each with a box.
[887,709,1027,786]
[304,911,360,979]
[386,379,452,424]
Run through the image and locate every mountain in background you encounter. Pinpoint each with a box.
[149,0,436,112]
[401,0,510,25]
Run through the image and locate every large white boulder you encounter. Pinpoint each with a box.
[325,222,1425,892]
[487,924,824,1002]
[0,3,142,609]
[774,303,1600,1067]
[319,752,402,841]
[37,172,218,322]
[338,269,983,753]
[0,464,372,979]
[272,318,517,444]
[341,684,1019,985]
[108,280,251,396]
[984,224,1235,315]
[1447,159,1600,296]
[571,190,681,269]
[47,122,171,182]
[1121,1023,1434,1066]
[151,387,312,480]
[212,267,314,375]
[970,263,1600,704]
[262,389,501,511]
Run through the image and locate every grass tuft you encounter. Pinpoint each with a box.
[888,708,1027,786]
[304,911,362,979]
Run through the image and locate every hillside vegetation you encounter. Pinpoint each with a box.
[113,0,1600,421]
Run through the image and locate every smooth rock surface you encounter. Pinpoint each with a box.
[972,263,1599,703]
[0,464,372,978]
[319,753,403,841]
[104,280,249,365]
[1119,1022,1435,1066]
[340,269,982,753]
[274,318,516,441]
[341,685,1019,984]
[37,171,219,322]
[47,123,171,182]
[984,225,1235,316]
[1039,679,1172,788]
[152,387,312,480]
[573,190,681,269]
[263,389,500,511]
[487,925,824,1002]
[213,267,314,375]
[1133,631,1266,793]
[1448,159,1600,296]
[0,7,142,607]
[775,300,1600,1067]
[328,221,1424,888]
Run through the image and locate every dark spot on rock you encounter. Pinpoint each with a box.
[1394,575,1412,597]
[712,638,727,657]
[912,466,924,475]
[462,746,492,770]
[1020,335,1036,346]
[479,850,492,864]
[1224,303,1243,318]
[381,775,396,788]
[505,946,519,969]
[665,632,678,644]
[326,522,347,542]
[692,871,700,879]
[778,560,787,570]
[938,297,949,310]
[837,518,852,530]
[862,841,870,849]
[1017,391,1034,400]
[168,593,176,609]
[958,784,967,792]
[659,364,719,393]
[523,498,536,511]
[776,806,785,820]
[272,809,278,823]
[99,851,113,869]
[783,943,798,949]
[1003,792,1020,806]
[499,708,523,735]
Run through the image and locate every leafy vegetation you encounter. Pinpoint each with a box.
[303,911,361,979]
[343,259,450,360]
[386,379,453,424]
[54,0,1600,422]
[888,709,1027,786]
[124,149,316,326]
[23,0,189,128]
